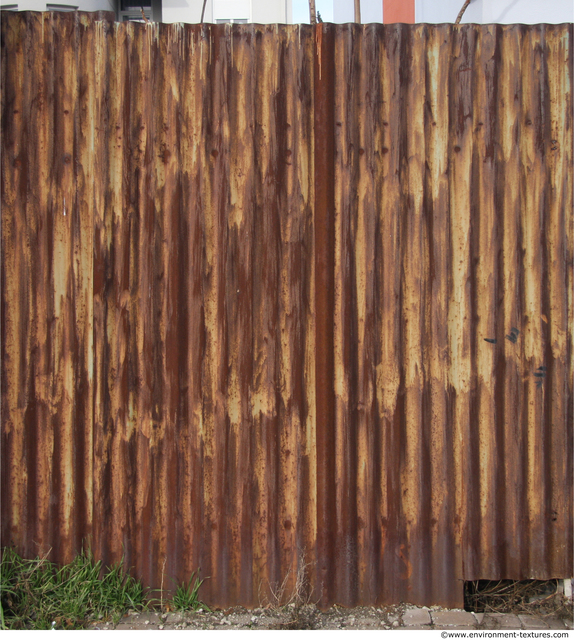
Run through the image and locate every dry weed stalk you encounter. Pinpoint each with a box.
[265,559,314,609]
[259,559,319,629]
[159,558,167,610]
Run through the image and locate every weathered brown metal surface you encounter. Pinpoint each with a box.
[1,13,572,608]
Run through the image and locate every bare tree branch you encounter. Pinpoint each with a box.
[354,0,361,23]
[309,0,316,25]
[455,0,472,24]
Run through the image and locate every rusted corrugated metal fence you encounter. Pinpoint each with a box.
[1,12,572,608]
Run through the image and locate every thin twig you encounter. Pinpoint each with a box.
[455,0,471,24]
[200,0,208,23]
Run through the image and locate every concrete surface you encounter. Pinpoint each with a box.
[88,603,574,631]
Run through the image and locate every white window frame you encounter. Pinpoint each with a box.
[46,3,79,10]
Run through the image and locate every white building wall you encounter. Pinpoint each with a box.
[2,0,570,27]
[482,0,573,24]
[332,0,352,22]
[1,0,290,23]
[162,0,290,23]
[251,0,290,23]
[360,0,381,23]
[162,0,202,23]
[1,0,115,10]
[162,0,204,23]
[333,0,381,23]
[334,0,573,24]
[415,0,573,24]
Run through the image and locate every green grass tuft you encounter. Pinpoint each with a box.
[0,547,146,630]
[1,547,209,629]
[171,571,209,612]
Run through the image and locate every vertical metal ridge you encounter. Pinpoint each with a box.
[497,24,524,578]
[27,12,51,557]
[293,23,316,604]
[223,23,255,606]
[125,18,151,586]
[154,21,182,589]
[250,24,277,603]
[467,23,501,580]
[448,24,476,590]
[2,10,28,557]
[75,10,96,555]
[201,21,230,604]
[423,24,459,605]
[177,22,208,597]
[544,23,573,578]
[313,22,336,609]
[91,11,110,572]
[354,23,381,605]
[48,11,75,563]
[332,21,358,606]
[274,24,310,604]
[101,15,129,570]
[518,24,549,576]
[376,22,405,606]
[401,22,428,603]
[491,25,509,578]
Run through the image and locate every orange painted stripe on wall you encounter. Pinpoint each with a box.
[383,0,414,23]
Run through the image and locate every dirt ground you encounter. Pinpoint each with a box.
[90,600,574,631]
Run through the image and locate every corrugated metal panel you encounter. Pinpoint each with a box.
[1,13,572,608]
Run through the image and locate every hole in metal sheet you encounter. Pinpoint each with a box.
[463,579,570,618]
